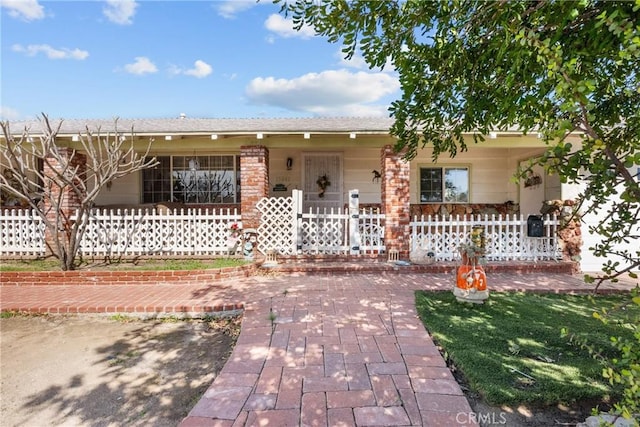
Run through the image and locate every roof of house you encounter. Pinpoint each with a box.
[3,116,398,137]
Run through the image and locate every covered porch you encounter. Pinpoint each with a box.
[1,117,581,271]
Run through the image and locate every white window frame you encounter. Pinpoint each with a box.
[141,154,240,204]
[419,165,470,203]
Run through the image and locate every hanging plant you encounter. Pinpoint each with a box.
[316,174,331,198]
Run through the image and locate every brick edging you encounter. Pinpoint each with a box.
[0,264,256,286]
[0,261,577,286]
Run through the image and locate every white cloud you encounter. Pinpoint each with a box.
[12,44,89,60]
[337,51,369,70]
[245,69,400,116]
[0,106,21,121]
[172,60,212,78]
[217,1,255,19]
[124,56,157,75]
[103,0,138,25]
[264,14,315,39]
[0,0,44,21]
[337,49,396,72]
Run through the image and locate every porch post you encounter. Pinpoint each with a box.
[348,189,360,255]
[381,145,411,259]
[240,145,269,230]
[43,147,86,256]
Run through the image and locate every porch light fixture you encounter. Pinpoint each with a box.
[210,134,218,140]
[72,135,80,142]
[286,157,293,170]
[489,132,498,139]
[165,135,173,141]
[349,132,357,139]
[303,133,310,139]
[257,133,264,139]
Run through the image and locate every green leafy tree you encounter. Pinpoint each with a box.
[279,0,639,279]
[278,0,639,420]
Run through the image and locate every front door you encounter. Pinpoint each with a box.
[303,153,343,211]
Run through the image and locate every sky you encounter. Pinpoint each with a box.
[0,0,401,121]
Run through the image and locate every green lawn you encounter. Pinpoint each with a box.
[0,258,250,272]
[415,291,638,407]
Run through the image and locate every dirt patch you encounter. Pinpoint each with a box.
[452,367,606,427]
[0,314,240,427]
[464,391,601,426]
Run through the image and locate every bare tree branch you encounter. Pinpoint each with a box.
[1,114,157,270]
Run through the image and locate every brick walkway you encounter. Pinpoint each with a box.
[1,270,635,427]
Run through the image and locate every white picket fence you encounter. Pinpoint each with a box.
[295,206,385,255]
[1,208,562,261]
[77,208,241,256]
[0,207,241,257]
[411,214,562,261]
[256,190,386,256]
[0,209,46,256]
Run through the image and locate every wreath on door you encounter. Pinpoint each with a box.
[316,174,331,198]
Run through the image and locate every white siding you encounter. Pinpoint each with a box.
[410,147,520,204]
[579,171,639,273]
[268,147,382,205]
[343,147,382,204]
[269,149,302,197]
[94,173,140,206]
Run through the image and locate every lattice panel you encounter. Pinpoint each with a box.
[256,196,296,255]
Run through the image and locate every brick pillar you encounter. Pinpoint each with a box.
[43,147,86,255]
[240,145,269,230]
[381,145,411,259]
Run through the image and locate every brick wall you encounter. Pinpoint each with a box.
[0,265,255,288]
[43,147,86,254]
[381,145,411,259]
[240,145,269,229]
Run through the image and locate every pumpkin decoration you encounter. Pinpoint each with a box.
[454,228,489,303]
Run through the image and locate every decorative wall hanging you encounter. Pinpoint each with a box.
[524,172,542,188]
[316,174,331,198]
